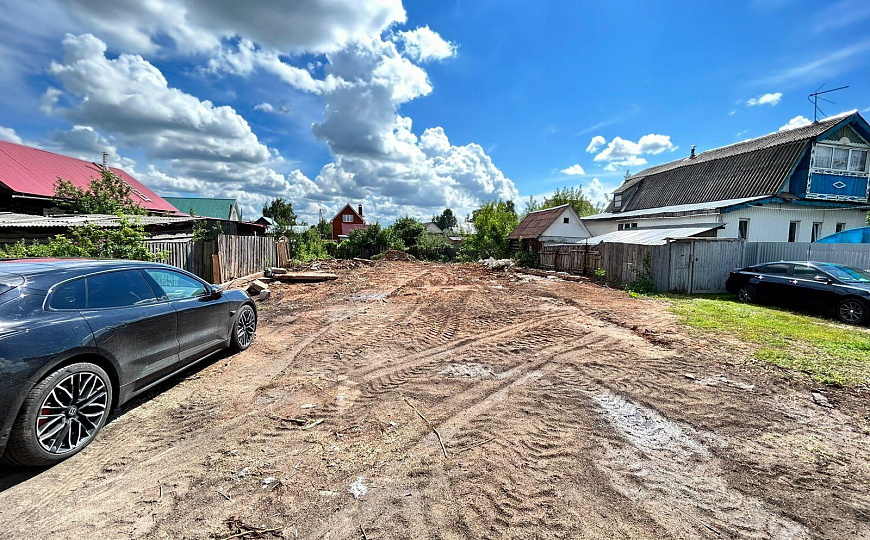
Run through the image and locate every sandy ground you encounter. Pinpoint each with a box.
[1,261,869,540]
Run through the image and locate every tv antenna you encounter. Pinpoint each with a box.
[808,84,849,122]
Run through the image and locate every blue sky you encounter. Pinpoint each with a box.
[0,0,868,222]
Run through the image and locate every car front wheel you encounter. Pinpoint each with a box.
[2,362,113,467]
[737,284,758,303]
[837,298,869,325]
[231,304,257,351]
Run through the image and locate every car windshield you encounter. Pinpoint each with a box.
[818,264,870,283]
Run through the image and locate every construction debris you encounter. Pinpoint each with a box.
[812,392,834,408]
[246,280,271,296]
[348,477,369,498]
[479,258,515,271]
[269,272,338,283]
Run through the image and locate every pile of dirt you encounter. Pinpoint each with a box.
[379,249,417,262]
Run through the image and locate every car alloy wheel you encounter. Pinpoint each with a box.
[838,299,866,324]
[236,307,256,349]
[737,285,756,303]
[35,371,109,455]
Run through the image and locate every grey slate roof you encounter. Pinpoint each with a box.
[607,113,856,213]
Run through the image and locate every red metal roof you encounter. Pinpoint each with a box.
[0,140,178,214]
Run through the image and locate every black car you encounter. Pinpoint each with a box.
[0,258,257,466]
[725,260,870,324]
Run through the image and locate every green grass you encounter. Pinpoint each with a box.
[668,294,870,386]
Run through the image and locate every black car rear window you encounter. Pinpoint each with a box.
[86,270,158,309]
[50,279,86,310]
[762,263,790,275]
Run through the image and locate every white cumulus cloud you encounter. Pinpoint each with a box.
[57,0,406,55]
[779,115,812,131]
[395,26,457,62]
[747,92,783,106]
[586,135,605,153]
[560,164,585,176]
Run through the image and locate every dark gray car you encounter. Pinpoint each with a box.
[0,258,257,466]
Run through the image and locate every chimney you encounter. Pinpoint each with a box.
[690,145,696,159]
[358,204,363,217]
[101,152,109,170]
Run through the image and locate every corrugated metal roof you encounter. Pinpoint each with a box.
[581,225,723,246]
[0,212,197,228]
[508,205,569,239]
[583,196,769,220]
[0,140,178,214]
[607,112,861,213]
[164,197,239,220]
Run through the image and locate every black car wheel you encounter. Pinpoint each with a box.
[837,298,869,325]
[2,362,113,467]
[737,284,758,303]
[231,304,257,351]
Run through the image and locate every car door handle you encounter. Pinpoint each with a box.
[789,280,798,284]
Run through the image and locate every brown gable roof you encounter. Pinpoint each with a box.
[508,204,569,239]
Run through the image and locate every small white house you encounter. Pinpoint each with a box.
[583,112,870,243]
[508,204,591,251]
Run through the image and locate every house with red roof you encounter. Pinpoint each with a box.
[331,203,368,241]
[0,140,178,215]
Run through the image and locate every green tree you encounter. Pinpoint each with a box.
[523,186,601,219]
[54,169,147,215]
[466,200,518,259]
[0,217,163,261]
[433,208,458,231]
[343,223,402,252]
[262,198,297,237]
[389,216,425,247]
[315,218,332,239]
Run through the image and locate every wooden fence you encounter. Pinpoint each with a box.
[146,235,276,283]
[540,239,744,294]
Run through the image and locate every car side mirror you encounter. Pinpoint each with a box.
[209,285,224,298]
[813,275,831,284]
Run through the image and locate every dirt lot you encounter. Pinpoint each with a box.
[1,261,869,539]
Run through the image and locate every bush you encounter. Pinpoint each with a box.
[512,238,536,268]
[465,200,518,259]
[626,253,655,294]
[288,227,329,262]
[0,217,164,261]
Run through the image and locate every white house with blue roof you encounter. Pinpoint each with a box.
[583,111,870,243]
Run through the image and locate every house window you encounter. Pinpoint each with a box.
[813,144,869,173]
[343,214,354,222]
[617,223,624,231]
[563,217,570,224]
[614,193,622,209]
[630,223,638,228]
[738,219,749,240]
[811,222,823,242]
[836,222,847,233]
[788,221,800,242]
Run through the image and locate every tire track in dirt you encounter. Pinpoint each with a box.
[590,388,810,539]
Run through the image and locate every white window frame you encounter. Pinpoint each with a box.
[836,222,846,233]
[342,214,354,223]
[613,193,622,209]
[812,143,869,174]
